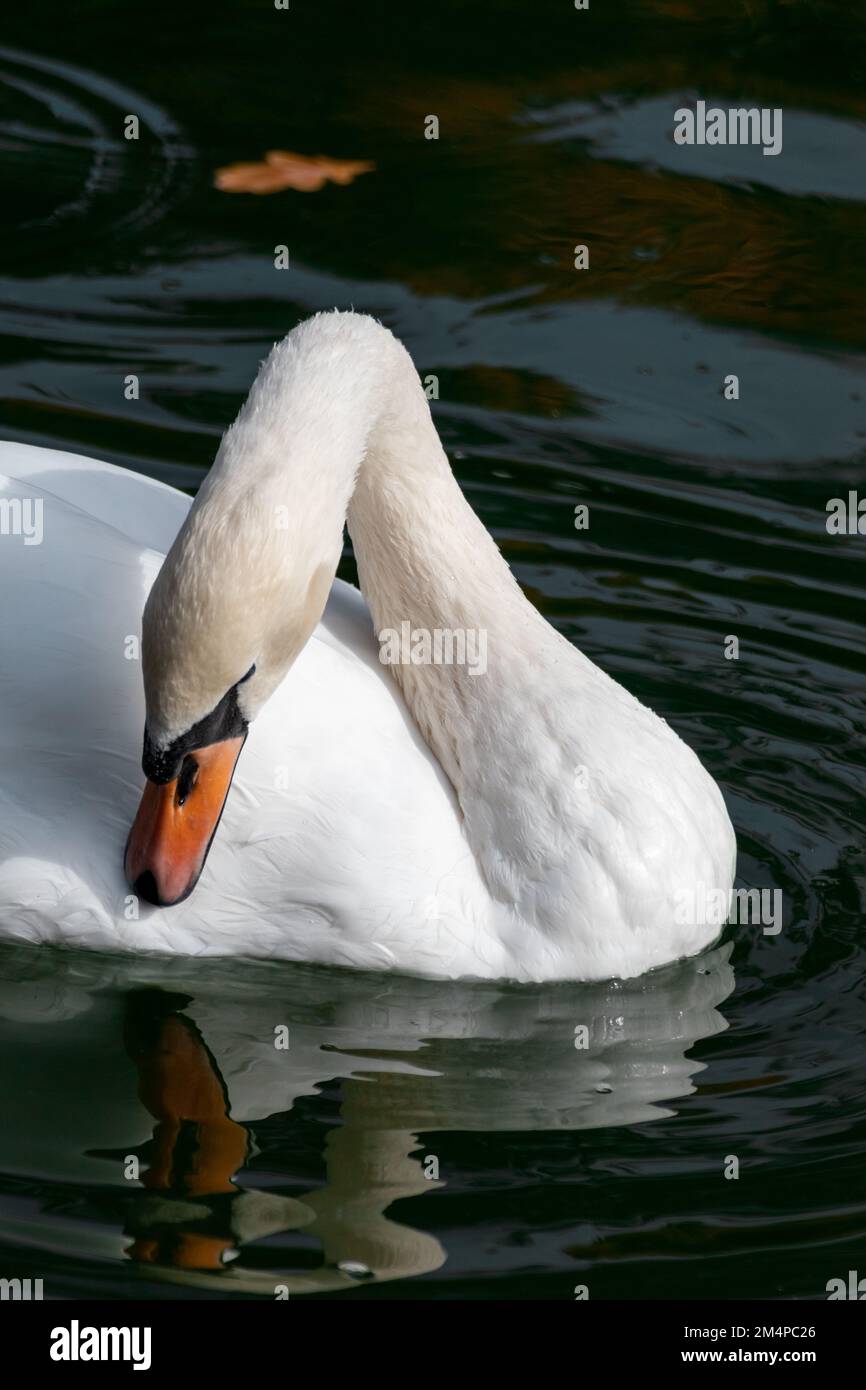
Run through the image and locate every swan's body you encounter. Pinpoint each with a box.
[0,312,735,981]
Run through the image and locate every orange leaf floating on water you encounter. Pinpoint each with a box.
[214,150,376,194]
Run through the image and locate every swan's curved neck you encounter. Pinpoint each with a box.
[180,315,542,776]
[146,312,563,851]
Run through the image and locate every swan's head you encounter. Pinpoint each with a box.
[123,659,254,910]
[124,448,339,907]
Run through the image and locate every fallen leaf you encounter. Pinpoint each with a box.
[214,149,375,195]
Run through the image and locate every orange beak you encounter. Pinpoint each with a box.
[124,735,246,906]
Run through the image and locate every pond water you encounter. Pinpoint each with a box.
[0,0,864,1300]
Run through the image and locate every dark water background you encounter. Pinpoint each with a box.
[0,0,864,1299]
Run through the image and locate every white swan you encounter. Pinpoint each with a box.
[0,311,735,980]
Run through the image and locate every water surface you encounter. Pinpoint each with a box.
[0,0,864,1299]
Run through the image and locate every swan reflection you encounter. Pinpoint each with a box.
[0,941,734,1294]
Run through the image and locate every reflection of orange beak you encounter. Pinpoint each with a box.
[124,735,246,906]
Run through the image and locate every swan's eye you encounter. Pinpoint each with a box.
[175,754,199,808]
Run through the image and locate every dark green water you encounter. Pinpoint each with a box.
[0,0,864,1300]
